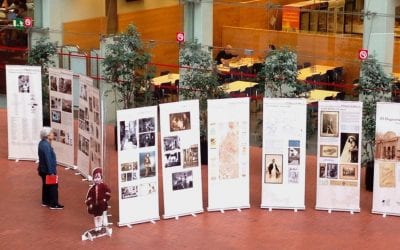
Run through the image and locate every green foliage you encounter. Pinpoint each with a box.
[359,55,392,163]
[179,40,226,136]
[102,24,155,109]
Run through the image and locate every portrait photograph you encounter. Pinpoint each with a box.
[121,173,127,182]
[121,185,138,199]
[320,145,338,158]
[163,135,181,151]
[51,110,61,123]
[327,163,338,179]
[319,163,327,178]
[264,154,283,184]
[339,164,358,180]
[59,78,72,94]
[288,167,299,184]
[139,151,156,178]
[119,120,137,151]
[288,147,300,165]
[169,111,191,132]
[164,152,181,168]
[320,111,339,137]
[172,170,193,191]
[50,97,61,110]
[340,133,359,163]
[140,182,157,196]
[139,132,155,148]
[121,162,133,172]
[379,162,395,188]
[80,84,88,101]
[183,144,199,168]
[50,75,58,91]
[139,117,155,133]
[61,99,72,113]
[18,75,30,93]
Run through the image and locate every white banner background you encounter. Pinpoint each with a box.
[159,100,203,218]
[372,102,400,216]
[316,101,362,212]
[89,84,103,175]
[261,98,307,210]
[117,106,159,225]
[49,68,75,167]
[207,97,250,211]
[6,65,43,160]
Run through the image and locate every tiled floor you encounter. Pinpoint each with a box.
[1,107,400,250]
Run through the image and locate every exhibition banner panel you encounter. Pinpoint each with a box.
[316,101,362,212]
[261,98,307,209]
[89,84,103,175]
[77,75,92,177]
[6,65,43,161]
[207,97,250,211]
[117,106,159,226]
[372,102,400,216]
[49,68,75,167]
[159,100,203,218]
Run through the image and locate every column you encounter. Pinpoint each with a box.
[183,0,213,47]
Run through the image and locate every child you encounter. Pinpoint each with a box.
[85,168,111,235]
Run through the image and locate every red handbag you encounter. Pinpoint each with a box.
[45,175,58,185]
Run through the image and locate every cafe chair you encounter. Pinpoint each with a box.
[160,82,172,102]
[303,62,311,68]
[252,63,263,74]
[335,91,346,100]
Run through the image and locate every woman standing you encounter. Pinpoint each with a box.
[37,127,64,209]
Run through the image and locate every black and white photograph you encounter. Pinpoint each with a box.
[58,78,72,94]
[59,129,73,145]
[61,99,72,113]
[51,110,61,123]
[121,173,127,182]
[319,163,327,178]
[320,145,338,158]
[164,152,181,168]
[121,162,133,171]
[183,144,199,168]
[79,108,85,120]
[320,111,339,137]
[163,136,180,151]
[139,132,155,147]
[172,170,193,191]
[50,97,61,110]
[327,163,338,179]
[340,164,357,180]
[288,167,299,183]
[264,154,283,184]
[80,84,88,101]
[169,111,191,132]
[288,147,300,165]
[50,75,58,91]
[139,117,155,133]
[88,97,93,112]
[119,120,137,151]
[121,185,138,199]
[139,151,156,178]
[140,182,157,196]
[18,75,30,93]
[78,135,89,156]
[340,133,359,163]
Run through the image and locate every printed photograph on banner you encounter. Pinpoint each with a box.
[139,151,156,178]
[50,97,61,110]
[264,154,283,184]
[209,123,217,149]
[50,75,58,91]
[219,122,239,180]
[375,131,399,160]
[288,147,300,165]
[139,132,155,147]
[339,164,358,180]
[94,112,100,126]
[327,163,338,179]
[164,152,181,168]
[89,97,92,112]
[121,185,138,199]
[18,75,30,93]
[288,167,299,183]
[169,111,191,132]
[58,77,72,94]
[172,170,193,191]
[61,99,72,113]
[78,135,89,156]
[51,110,61,123]
[119,120,137,151]
[139,117,155,133]
[319,163,327,178]
[340,133,359,163]
[80,84,88,101]
[183,144,199,168]
[139,182,157,196]
[379,162,396,188]
[320,145,338,158]
[163,136,181,151]
[52,129,59,142]
[330,180,357,187]
[59,129,73,145]
[320,111,339,137]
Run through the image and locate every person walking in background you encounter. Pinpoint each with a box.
[37,127,64,210]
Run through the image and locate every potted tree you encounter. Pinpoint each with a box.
[179,40,226,164]
[358,54,392,191]
[28,36,58,126]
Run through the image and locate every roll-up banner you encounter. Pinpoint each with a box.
[117,106,159,226]
[261,98,307,210]
[315,101,362,212]
[207,97,250,211]
[48,68,75,167]
[89,84,103,175]
[372,102,400,216]
[159,100,204,219]
[6,65,43,161]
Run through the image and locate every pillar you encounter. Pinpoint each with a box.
[183,0,213,47]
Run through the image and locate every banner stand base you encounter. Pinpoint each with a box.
[118,217,160,227]
[315,207,360,214]
[372,210,400,217]
[163,209,204,220]
[261,205,305,212]
[8,157,38,163]
[207,205,250,213]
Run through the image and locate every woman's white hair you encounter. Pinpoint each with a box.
[40,127,53,140]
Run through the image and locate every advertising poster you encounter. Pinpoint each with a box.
[117,106,159,226]
[316,101,362,212]
[159,100,203,219]
[261,98,307,210]
[77,75,92,177]
[372,102,400,216]
[207,97,250,211]
[282,6,300,32]
[49,68,74,167]
[6,65,43,161]
[89,84,103,174]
